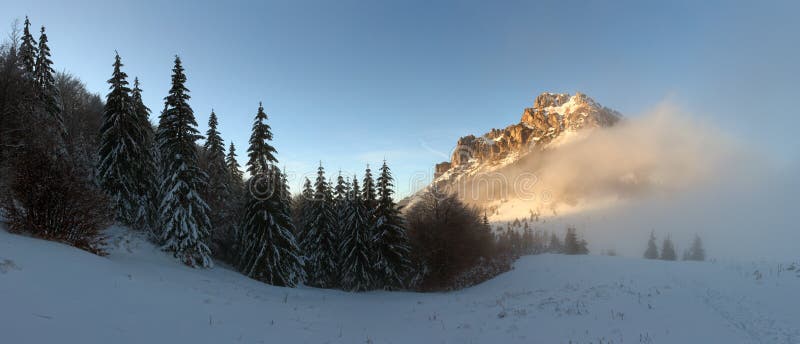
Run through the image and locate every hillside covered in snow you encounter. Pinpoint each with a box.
[2,227,799,344]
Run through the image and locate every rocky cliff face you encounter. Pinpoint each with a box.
[401,92,623,214]
[438,92,621,174]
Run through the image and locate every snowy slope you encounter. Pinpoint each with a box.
[2,227,799,344]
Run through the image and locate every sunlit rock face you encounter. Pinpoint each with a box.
[401,92,623,213]
[438,92,622,173]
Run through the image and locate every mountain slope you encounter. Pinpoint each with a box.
[2,227,798,343]
[406,92,622,216]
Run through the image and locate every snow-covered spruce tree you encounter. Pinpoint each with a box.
[18,16,37,78]
[246,102,277,177]
[226,142,244,194]
[301,163,339,288]
[644,231,659,259]
[97,54,150,227]
[372,161,411,289]
[155,56,213,268]
[660,235,677,261]
[362,164,377,210]
[236,102,304,285]
[332,171,349,252]
[129,77,159,231]
[292,177,315,244]
[221,141,246,259]
[33,26,64,137]
[238,167,305,287]
[202,110,229,198]
[339,176,374,291]
[201,110,232,258]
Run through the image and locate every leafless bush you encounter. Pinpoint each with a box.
[406,188,497,291]
[2,147,111,255]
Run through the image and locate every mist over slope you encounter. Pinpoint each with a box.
[416,95,799,261]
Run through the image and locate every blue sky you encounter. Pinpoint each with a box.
[5,0,799,196]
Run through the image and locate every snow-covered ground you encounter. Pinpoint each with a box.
[2,227,799,344]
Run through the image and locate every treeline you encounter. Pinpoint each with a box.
[494,218,589,256]
[643,231,706,261]
[0,18,466,292]
[0,17,417,291]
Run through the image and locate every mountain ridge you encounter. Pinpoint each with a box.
[408,92,622,214]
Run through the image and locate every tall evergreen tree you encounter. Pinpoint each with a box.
[548,232,562,253]
[332,171,349,252]
[236,105,304,285]
[334,171,348,205]
[203,110,227,184]
[301,177,314,200]
[644,231,659,259]
[685,234,706,261]
[294,177,315,244]
[301,163,339,288]
[97,53,140,225]
[95,59,157,230]
[372,160,411,289]
[339,176,373,291]
[219,141,245,261]
[156,55,213,268]
[18,16,37,77]
[202,110,232,258]
[130,77,159,231]
[200,111,228,198]
[660,235,677,261]
[33,26,63,134]
[225,142,244,192]
[563,227,588,255]
[246,102,276,176]
[362,164,377,210]
[238,167,305,286]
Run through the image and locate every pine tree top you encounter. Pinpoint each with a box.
[164,55,190,105]
[19,16,37,75]
[132,78,156,154]
[132,77,144,99]
[246,102,278,175]
[350,175,361,200]
[131,77,152,123]
[157,55,202,161]
[334,172,348,202]
[376,160,396,207]
[225,142,243,183]
[362,164,377,205]
[203,110,225,156]
[34,25,59,117]
[107,53,131,93]
[225,141,239,166]
[35,26,54,81]
[313,163,332,202]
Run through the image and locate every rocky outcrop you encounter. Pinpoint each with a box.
[434,161,452,179]
[435,92,621,175]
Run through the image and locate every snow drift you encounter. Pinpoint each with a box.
[2,226,800,343]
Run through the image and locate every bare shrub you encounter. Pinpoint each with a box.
[406,188,496,291]
[2,147,111,255]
